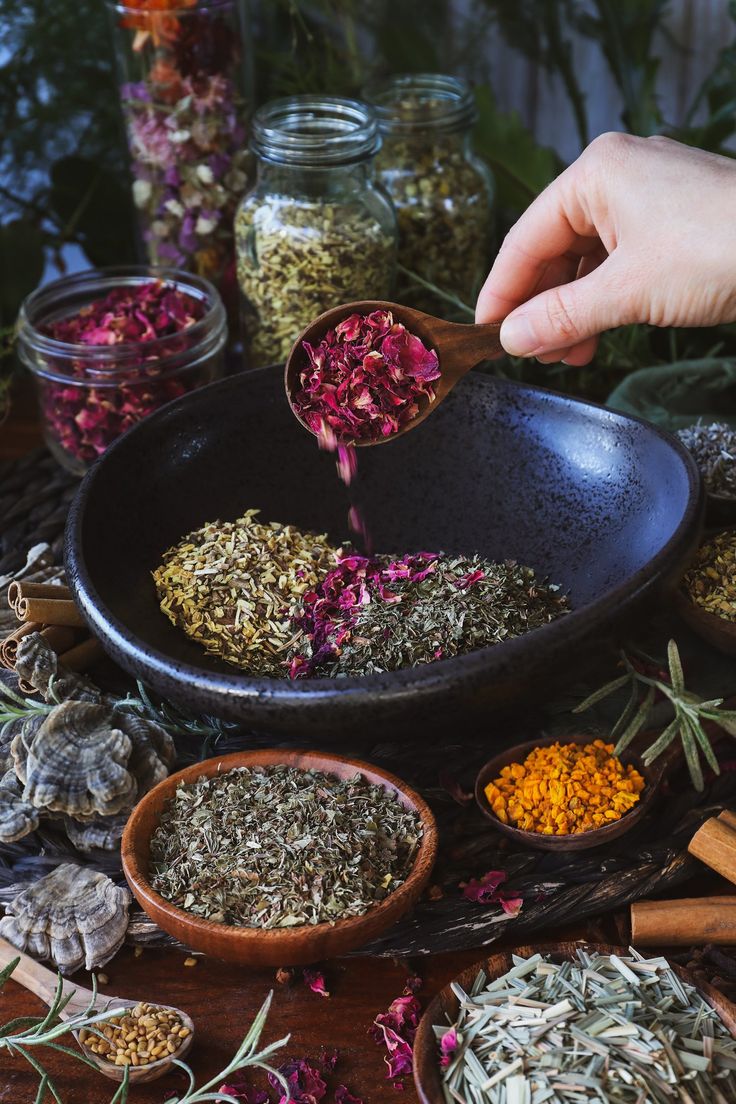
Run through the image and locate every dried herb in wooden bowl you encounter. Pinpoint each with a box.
[677,422,736,500]
[149,765,423,927]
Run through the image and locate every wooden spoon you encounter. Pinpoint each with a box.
[0,937,194,1084]
[284,299,503,445]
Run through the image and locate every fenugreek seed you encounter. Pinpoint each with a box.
[178,1027,190,1038]
[167,1041,178,1053]
[183,957,197,967]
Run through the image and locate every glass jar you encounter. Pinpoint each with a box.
[364,73,494,315]
[106,0,253,312]
[235,96,397,368]
[17,267,226,476]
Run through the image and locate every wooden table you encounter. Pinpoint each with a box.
[0,383,727,1103]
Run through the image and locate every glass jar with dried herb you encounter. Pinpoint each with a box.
[364,73,494,314]
[235,96,397,368]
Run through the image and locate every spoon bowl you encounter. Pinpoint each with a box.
[0,937,194,1084]
[284,299,503,444]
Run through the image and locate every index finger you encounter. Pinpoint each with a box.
[475,164,601,323]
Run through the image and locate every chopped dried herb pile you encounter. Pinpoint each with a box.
[293,310,440,445]
[677,422,736,499]
[682,529,736,623]
[150,765,423,928]
[440,950,736,1101]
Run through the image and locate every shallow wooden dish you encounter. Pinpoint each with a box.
[475,732,658,851]
[413,940,736,1104]
[122,749,438,966]
[673,585,736,658]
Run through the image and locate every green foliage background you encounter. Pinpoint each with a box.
[2,0,736,414]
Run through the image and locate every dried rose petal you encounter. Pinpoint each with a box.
[293,310,440,446]
[217,1077,269,1103]
[268,1058,328,1104]
[369,977,422,1089]
[303,968,330,998]
[460,870,523,916]
[439,1026,457,1068]
[334,1086,364,1104]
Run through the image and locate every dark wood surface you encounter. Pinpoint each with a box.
[0,382,732,1104]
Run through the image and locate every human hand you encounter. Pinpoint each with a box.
[476,132,736,365]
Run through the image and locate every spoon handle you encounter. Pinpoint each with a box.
[0,936,96,1017]
[434,320,504,372]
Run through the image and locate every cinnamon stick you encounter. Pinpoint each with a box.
[689,814,736,885]
[631,896,736,945]
[0,622,41,669]
[59,637,103,672]
[7,581,72,610]
[40,625,78,655]
[14,597,84,628]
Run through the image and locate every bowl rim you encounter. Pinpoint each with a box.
[474,731,659,851]
[121,747,439,947]
[64,369,704,706]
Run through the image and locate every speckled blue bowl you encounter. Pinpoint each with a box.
[65,368,702,737]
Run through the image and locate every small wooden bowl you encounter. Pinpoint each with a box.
[475,733,658,852]
[413,941,736,1104]
[122,749,438,966]
[673,586,736,658]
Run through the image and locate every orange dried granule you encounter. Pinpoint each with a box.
[484,739,645,836]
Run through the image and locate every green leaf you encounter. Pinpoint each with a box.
[680,717,705,793]
[472,85,561,216]
[641,714,682,765]
[0,220,44,327]
[0,956,20,991]
[613,685,656,756]
[667,640,685,696]
[572,674,629,714]
[611,680,643,742]
[688,716,720,776]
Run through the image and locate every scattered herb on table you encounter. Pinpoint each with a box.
[439,949,736,1102]
[677,422,736,499]
[292,309,440,446]
[484,739,645,835]
[683,529,736,622]
[235,198,395,368]
[34,280,209,466]
[153,510,340,676]
[573,639,736,791]
[150,765,423,927]
[290,551,568,679]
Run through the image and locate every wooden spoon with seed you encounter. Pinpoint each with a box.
[0,937,194,1084]
[284,299,503,445]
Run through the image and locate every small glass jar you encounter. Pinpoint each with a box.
[364,73,494,315]
[106,0,253,311]
[235,96,397,368]
[17,267,226,476]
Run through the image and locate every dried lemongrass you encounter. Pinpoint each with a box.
[438,949,736,1102]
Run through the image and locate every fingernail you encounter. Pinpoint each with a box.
[500,313,540,357]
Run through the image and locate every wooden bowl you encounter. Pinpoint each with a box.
[121,749,438,966]
[413,941,736,1104]
[673,586,736,658]
[475,733,659,852]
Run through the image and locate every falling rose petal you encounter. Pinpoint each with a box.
[303,968,330,998]
[336,444,357,486]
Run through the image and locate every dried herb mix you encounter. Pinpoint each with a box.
[677,422,736,499]
[149,765,423,927]
[235,196,395,368]
[682,529,736,623]
[439,949,736,1102]
[293,310,440,446]
[153,510,340,676]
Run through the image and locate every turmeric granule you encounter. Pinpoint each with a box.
[484,739,645,836]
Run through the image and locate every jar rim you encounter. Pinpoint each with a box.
[17,266,227,380]
[363,73,477,134]
[251,96,381,167]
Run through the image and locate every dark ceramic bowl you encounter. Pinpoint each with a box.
[65,368,703,737]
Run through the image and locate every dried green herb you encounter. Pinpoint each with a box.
[573,639,736,792]
[150,765,423,928]
[682,530,736,624]
[439,949,736,1103]
[235,196,395,368]
[677,422,736,499]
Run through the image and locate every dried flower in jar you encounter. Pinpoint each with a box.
[484,739,645,835]
[682,528,736,621]
[153,509,340,675]
[292,309,440,445]
[235,197,395,368]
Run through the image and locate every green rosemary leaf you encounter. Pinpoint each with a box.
[641,714,683,765]
[33,1074,49,1104]
[667,639,685,696]
[9,1043,63,1104]
[680,716,705,792]
[0,955,19,992]
[0,1016,47,1036]
[109,1065,130,1104]
[611,679,643,742]
[688,715,721,776]
[572,674,629,713]
[614,686,656,756]
[39,1040,100,1070]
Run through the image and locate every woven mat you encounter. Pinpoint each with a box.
[1,448,734,958]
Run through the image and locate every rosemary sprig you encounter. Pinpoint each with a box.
[0,956,289,1104]
[396,264,475,320]
[573,639,736,791]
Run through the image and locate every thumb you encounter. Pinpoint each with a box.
[499,257,635,357]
